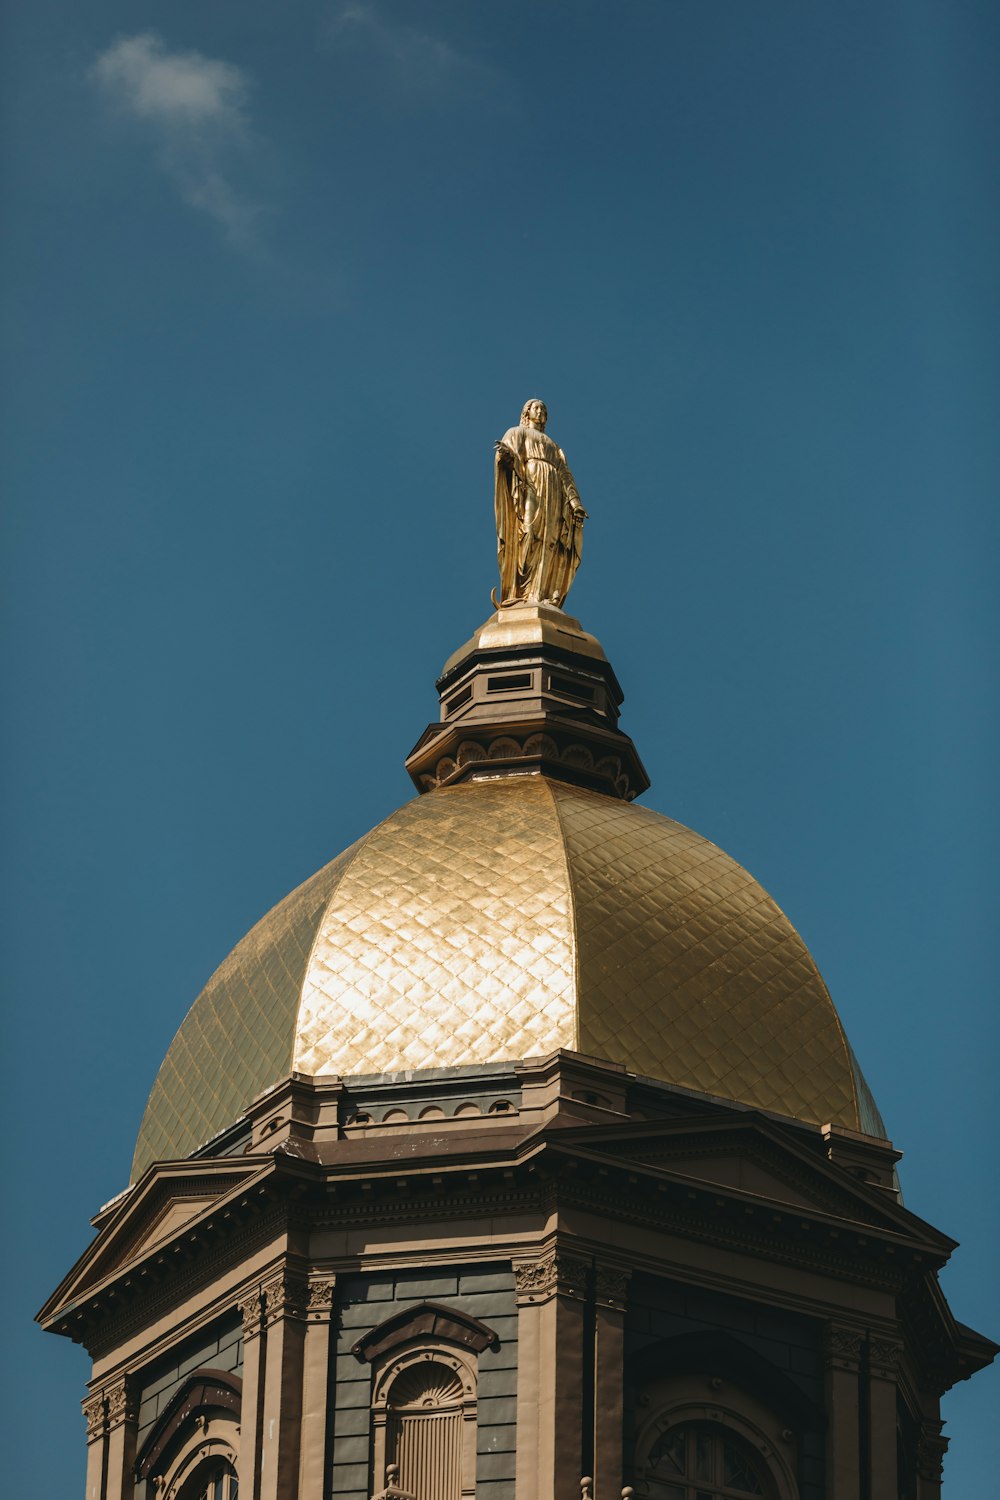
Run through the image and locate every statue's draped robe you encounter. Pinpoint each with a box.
[494,422,584,607]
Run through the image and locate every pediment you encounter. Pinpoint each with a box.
[126,1194,221,1262]
[626,1145,834,1214]
[38,1158,266,1326]
[545,1113,942,1247]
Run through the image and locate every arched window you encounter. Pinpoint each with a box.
[134,1369,241,1500]
[176,1457,239,1500]
[633,1380,798,1500]
[643,1421,772,1498]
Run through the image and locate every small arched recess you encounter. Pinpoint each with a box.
[355,1301,497,1500]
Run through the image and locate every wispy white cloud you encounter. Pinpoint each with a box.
[92,33,263,247]
[327,4,499,103]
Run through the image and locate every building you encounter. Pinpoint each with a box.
[38,598,996,1500]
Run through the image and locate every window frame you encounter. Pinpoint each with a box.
[633,1378,798,1500]
[370,1344,479,1500]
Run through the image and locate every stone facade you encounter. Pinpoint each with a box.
[38,1051,997,1500]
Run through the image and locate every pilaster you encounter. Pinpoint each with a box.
[104,1375,139,1500]
[868,1337,901,1499]
[258,1267,308,1500]
[593,1265,630,1500]
[82,1390,108,1500]
[298,1274,337,1500]
[514,1249,588,1500]
[824,1323,862,1500]
[238,1286,266,1499]
[916,1418,948,1500]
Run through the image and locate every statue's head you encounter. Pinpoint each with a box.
[521,398,548,430]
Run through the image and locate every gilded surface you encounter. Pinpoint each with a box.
[294,778,578,1075]
[442,602,606,678]
[134,777,880,1181]
[549,783,860,1127]
[494,400,586,609]
[131,841,363,1181]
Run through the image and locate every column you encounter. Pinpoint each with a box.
[82,1391,107,1500]
[258,1267,308,1500]
[824,1323,862,1500]
[868,1337,900,1499]
[104,1376,139,1500]
[298,1274,336,1500]
[238,1287,266,1500]
[593,1266,630,1500]
[514,1250,588,1500]
[916,1418,948,1500]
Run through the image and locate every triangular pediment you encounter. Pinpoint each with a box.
[38,1156,267,1328]
[628,1145,831,1213]
[542,1112,949,1251]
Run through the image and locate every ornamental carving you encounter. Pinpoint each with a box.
[917,1420,948,1482]
[105,1376,138,1429]
[594,1264,631,1308]
[238,1288,264,1341]
[514,1250,590,1303]
[825,1325,864,1368]
[430,735,631,799]
[523,733,558,759]
[307,1276,337,1320]
[869,1337,903,1376]
[263,1268,308,1325]
[82,1392,106,1442]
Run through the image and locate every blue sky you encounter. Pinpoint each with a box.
[3,1,997,1491]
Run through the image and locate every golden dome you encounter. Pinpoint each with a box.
[132,776,883,1182]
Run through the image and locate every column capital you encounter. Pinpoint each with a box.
[263,1267,309,1327]
[306,1274,337,1324]
[513,1249,589,1305]
[869,1336,903,1379]
[238,1285,265,1342]
[594,1263,631,1311]
[824,1322,865,1372]
[917,1420,948,1484]
[82,1390,107,1444]
[105,1374,139,1431]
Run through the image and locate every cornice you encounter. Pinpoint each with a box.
[53,1195,288,1356]
[546,1115,929,1248]
[43,1120,973,1373]
[38,1158,274,1330]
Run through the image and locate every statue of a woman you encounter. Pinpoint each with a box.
[494,399,587,609]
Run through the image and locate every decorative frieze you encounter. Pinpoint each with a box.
[917,1420,948,1483]
[421,734,635,801]
[514,1250,590,1303]
[594,1264,630,1311]
[82,1391,106,1444]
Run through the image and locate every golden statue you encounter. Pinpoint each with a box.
[493,399,587,609]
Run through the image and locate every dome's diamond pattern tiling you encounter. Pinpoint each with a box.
[134,774,873,1181]
[293,779,578,1077]
[131,843,363,1181]
[550,783,858,1127]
